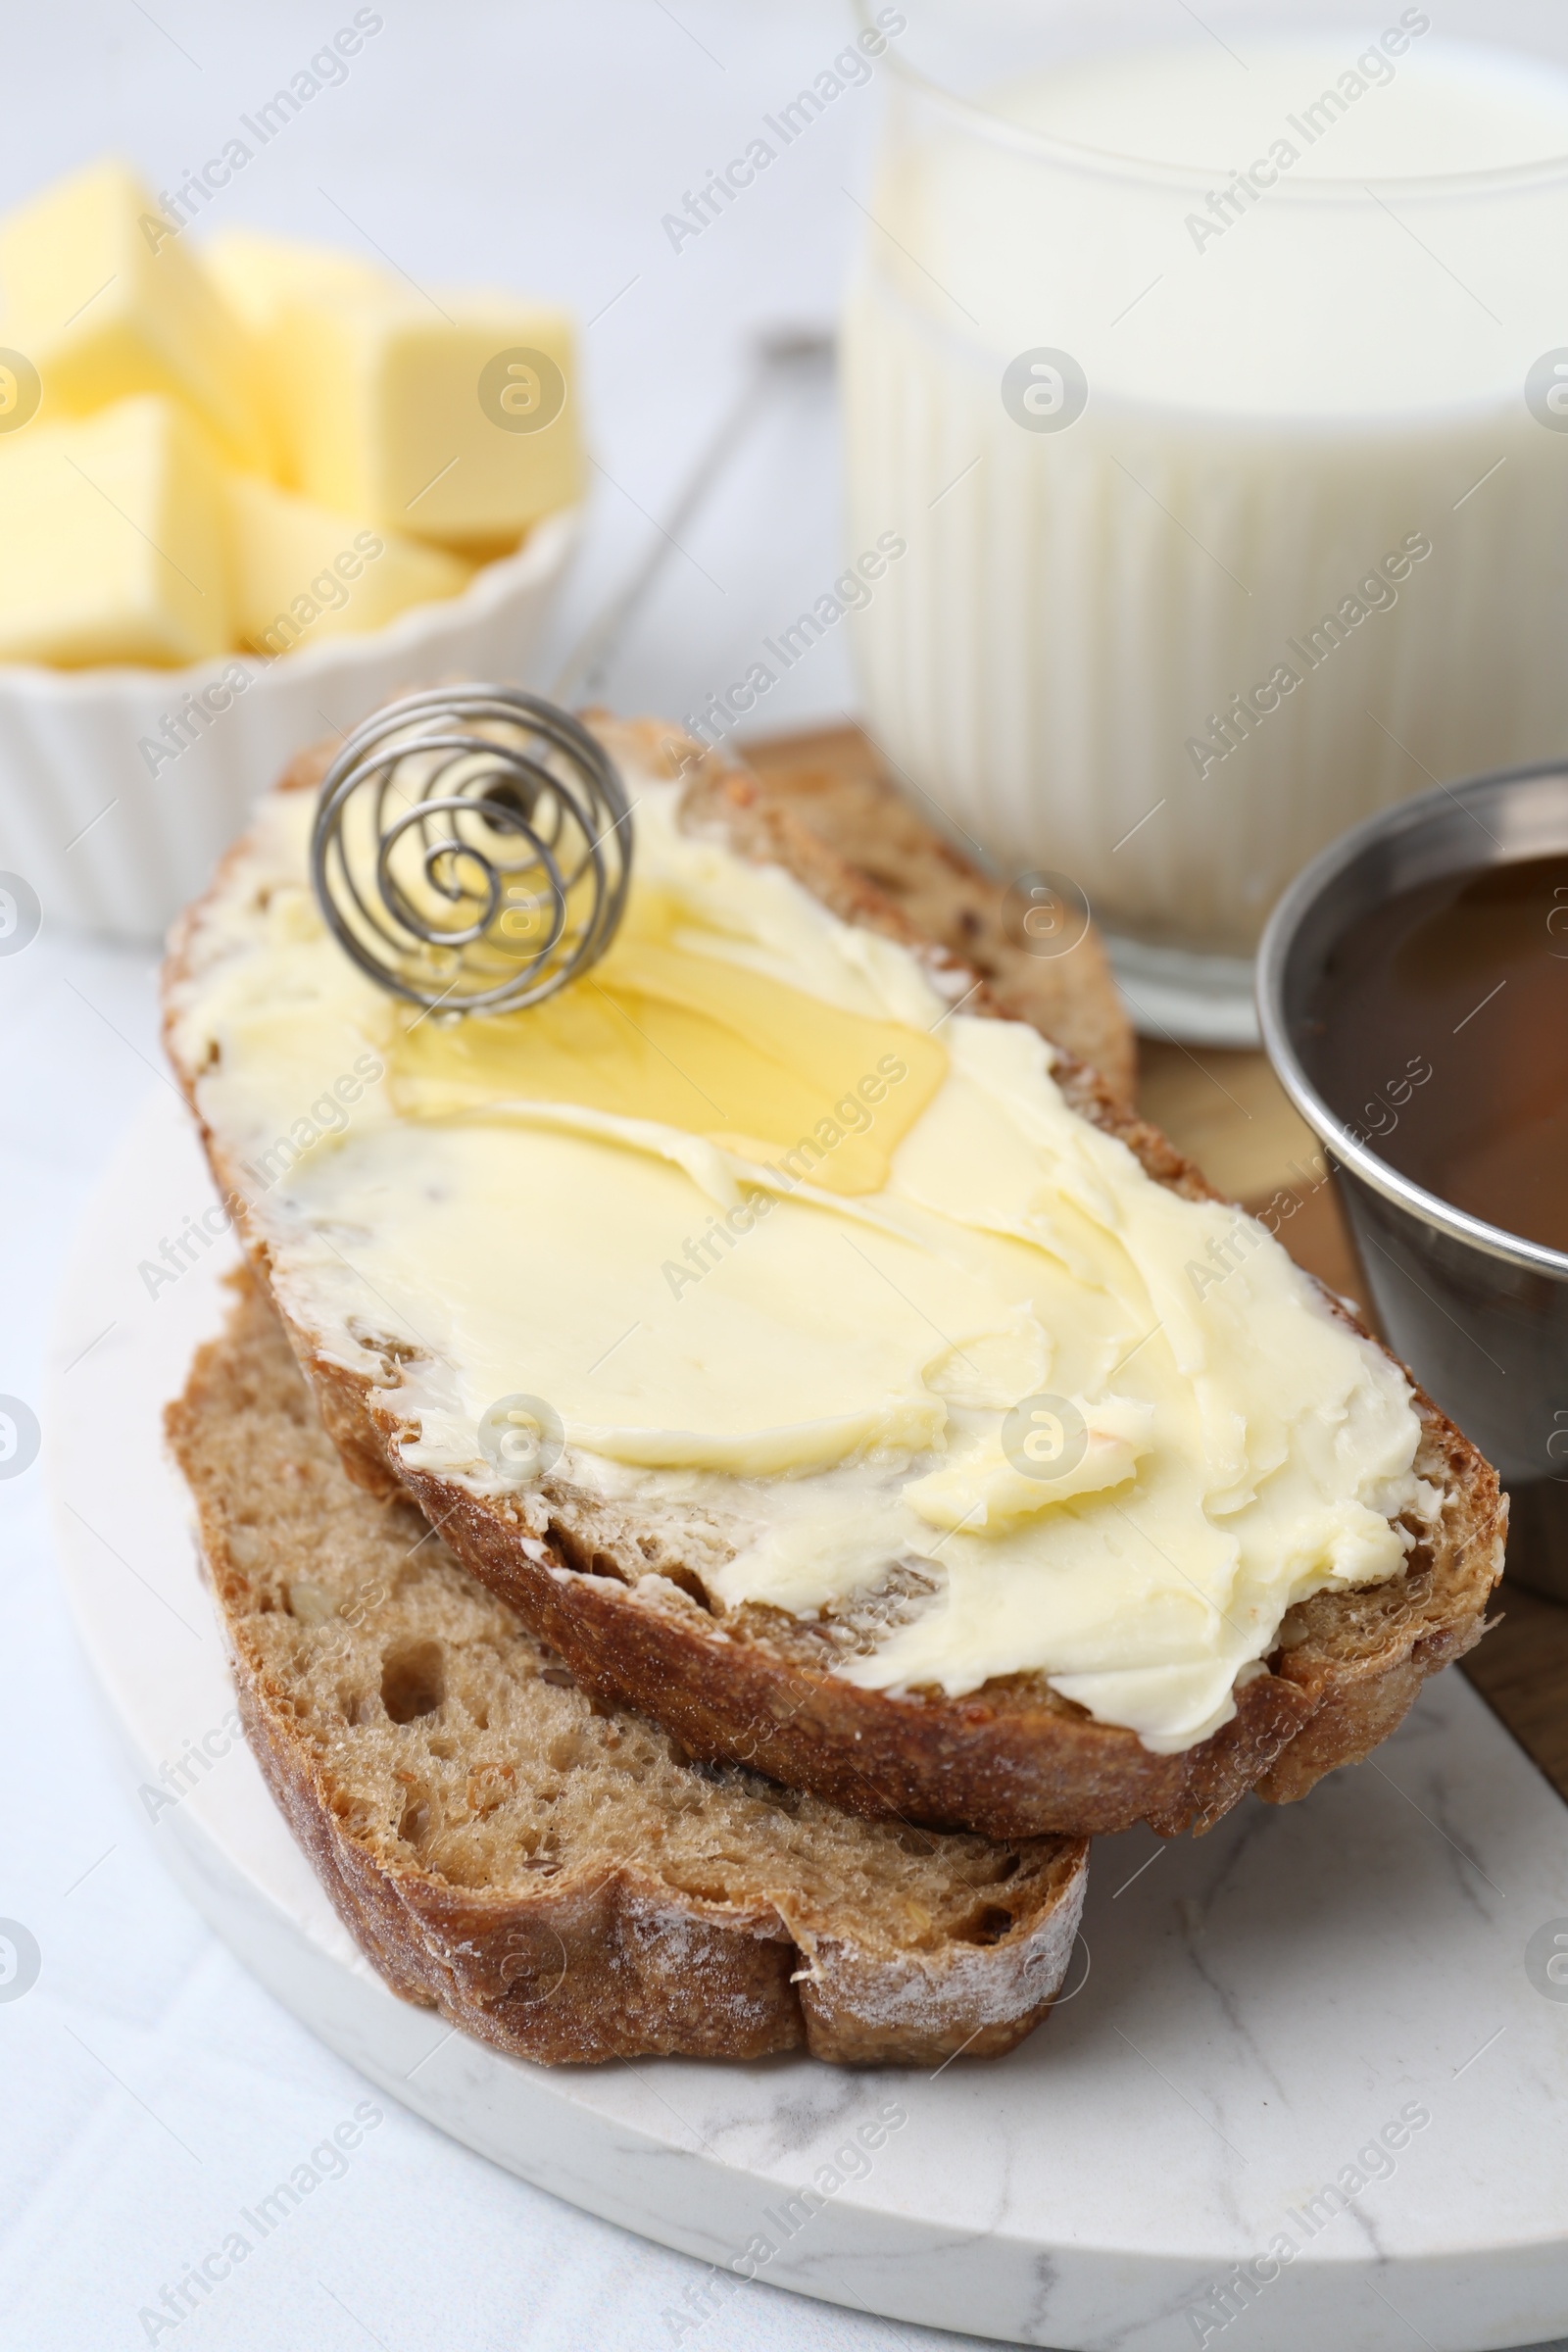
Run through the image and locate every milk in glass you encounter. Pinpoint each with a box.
[844,27,1568,1029]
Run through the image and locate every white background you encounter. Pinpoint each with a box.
[3,7,1566,2351]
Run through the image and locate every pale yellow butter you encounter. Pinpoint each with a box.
[0,160,270,468]
[0,394,229,665]
[198,228,390,339]
[904,1397,1155,1534]
[224,474,472,655]
[268,286,582,550]
[198,229,392,492]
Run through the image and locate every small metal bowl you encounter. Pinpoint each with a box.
[1257,760,1568,1602]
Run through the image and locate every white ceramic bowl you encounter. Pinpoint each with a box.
[0,506,579,944]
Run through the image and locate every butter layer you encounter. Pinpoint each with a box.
[168,743,1434,1752]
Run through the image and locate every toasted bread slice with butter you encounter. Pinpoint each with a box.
[163,715,1503,1840]
[167,1271,1089,2065]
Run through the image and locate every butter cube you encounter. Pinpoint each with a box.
[0,394,229,666]
[197,231,394,493]
[198,228,393,339]
[225,474,473,656]
[0,159,270,468]
[271,287,582,550]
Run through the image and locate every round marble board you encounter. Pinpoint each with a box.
[45,1089,1568,2351]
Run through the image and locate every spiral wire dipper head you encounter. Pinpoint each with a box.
[311,686,632,1016]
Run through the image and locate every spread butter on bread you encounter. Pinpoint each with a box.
[163,716,1503,1840]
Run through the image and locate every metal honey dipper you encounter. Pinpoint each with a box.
[311,688,631,1017]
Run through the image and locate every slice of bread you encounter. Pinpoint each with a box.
[163,716,1505,1843]
[166,1271,1090,2066]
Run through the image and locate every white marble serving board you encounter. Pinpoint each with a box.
[45,1087,1568,2352]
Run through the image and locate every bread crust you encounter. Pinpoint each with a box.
[162,719,1505,1842]
[168,1277,1089,2065]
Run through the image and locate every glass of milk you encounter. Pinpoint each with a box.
[843,3,1568,1040]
